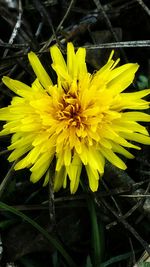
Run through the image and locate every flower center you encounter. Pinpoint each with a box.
[56,93,83,128]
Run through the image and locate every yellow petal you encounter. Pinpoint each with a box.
[76,47,87,79]
[54,166,67,192]
[64,148,72,166]
[9,145,32,162]
[2,76,31,96]
[122,112,150,122]
[52,64,71,82]
[43,170,50,187]
[122,89,150,99]
[30,152,53,183]
[14,154,32,169]
[87,148,105,174]
[0,107,22,121]
[120,132,150,145]
[30,152,52,172]
[8,134,35,150]
[107,50,114,62]
[50,45,67,72]
[110,141,134,159]
[108,63,139,82]
[67,42,76,78]
[28,51,53,90]
[56,153,64,171]
[100,146,127,170]
[66,153,82,194]
[26,146,41,164]
[85,165,99,192]
[107,63,139,94]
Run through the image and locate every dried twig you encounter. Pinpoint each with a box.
[32,0,57,46]
[96,197,150,255]
[0,41,29,49]
[92,0,120,43]
[2,0,23,58]
[40,0,75,51]
[136,0,150,17]
[84,40,150,49]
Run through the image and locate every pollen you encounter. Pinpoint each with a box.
[56,92,84,128]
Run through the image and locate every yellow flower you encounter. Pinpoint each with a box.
[0,43,150,193]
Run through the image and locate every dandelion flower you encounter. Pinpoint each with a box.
[0,43,150,193]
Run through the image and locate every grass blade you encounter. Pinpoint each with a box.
[0,201,77,267]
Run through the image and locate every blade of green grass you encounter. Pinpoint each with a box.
[0,201,77,267]
[0,161,16,199]
[0,218,18,229]
[80,180,104,267]
[87,197,104,267]
[100,251,140,267]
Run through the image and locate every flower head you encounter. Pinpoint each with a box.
[0,43,150,193]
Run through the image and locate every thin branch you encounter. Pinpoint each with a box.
[96,197,150,255]
[136,0,150,17]
[0,41,29,49]
[48,168,56,231]
[92,0,119,43]
[56,0,75,33]
[2,0,23,58]
[92,0,128,62]
[40,0,75,52]
[84,40,150,49]
[32,0,57,46]
[120,194,150,198]
[106,182,150,229]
